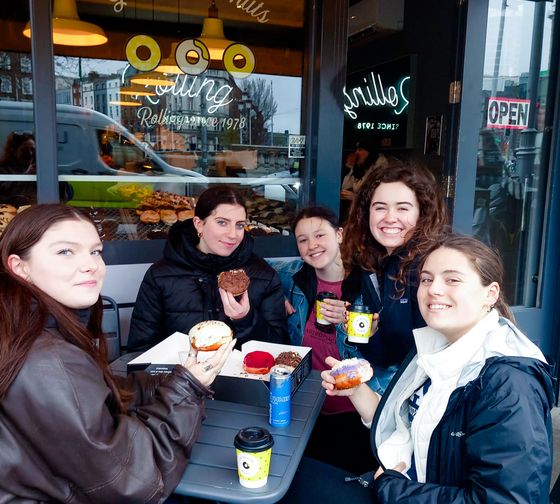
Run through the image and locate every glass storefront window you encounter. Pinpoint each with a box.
[0,0,36,232]
[1,1,305,242]
[473,0,556,305]
[59,0,304,242]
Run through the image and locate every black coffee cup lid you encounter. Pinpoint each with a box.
[234,426,274,452]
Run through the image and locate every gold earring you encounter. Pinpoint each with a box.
[197,231,202,238]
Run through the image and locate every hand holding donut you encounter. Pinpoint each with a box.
[321,356,373,396]
[219,288,250,320]
[183,339,236,387]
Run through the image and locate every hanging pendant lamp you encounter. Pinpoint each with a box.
[119,85,156,97]
[23,0,108,47]
[130,72,175,87]
[109,98,142,107]
[197,0,233,60]
[154,42,184,75]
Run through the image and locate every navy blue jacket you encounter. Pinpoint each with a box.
[372,354,555,503]
[359,253,425,368]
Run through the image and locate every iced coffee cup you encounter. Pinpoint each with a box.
[234,426,274,488]
[347,304,374,343]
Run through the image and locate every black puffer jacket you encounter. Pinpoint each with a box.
[128,219,289,351]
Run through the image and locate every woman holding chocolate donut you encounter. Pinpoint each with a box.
[0,204,235,502]
[338,159,448,393]
[281,234,553,503]
[128,185,288,352]
[269,206,374,474]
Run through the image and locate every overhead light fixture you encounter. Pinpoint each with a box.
[109,98,142,107]
[119,85,156,97]
[155,42,184,75]
[23,0,107,47]
[198,0,234,61]
[130,72,175,87]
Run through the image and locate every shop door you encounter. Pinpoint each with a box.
[452,0,559,355]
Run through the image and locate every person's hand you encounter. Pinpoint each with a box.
[374,462,406,480]
[340,189,355,201]
[343,310,380,333]
[219,288,250,320]
[182,339,236,387]
[320,299,349,325]
[285,299,296,315]
[320,356,368,397]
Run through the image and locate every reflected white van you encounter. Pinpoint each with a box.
[0,101,206,178]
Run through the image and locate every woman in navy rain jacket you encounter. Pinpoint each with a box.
[281,234,554,503]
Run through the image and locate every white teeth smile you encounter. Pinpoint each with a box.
[381,227,402,234]
[429,304,450,311]
[310,251,324,257]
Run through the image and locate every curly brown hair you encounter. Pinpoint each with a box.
[341,159,448,293]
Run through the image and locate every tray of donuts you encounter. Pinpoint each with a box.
[136,190,196,228]
[0,203,32,236]
[212,339,312,407]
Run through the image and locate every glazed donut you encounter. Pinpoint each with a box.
[189,320,233,352]
[330,358,372,390]
[243,351,275,374]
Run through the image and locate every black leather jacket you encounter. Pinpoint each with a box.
[0,326,212,503]
[128,219,289,352]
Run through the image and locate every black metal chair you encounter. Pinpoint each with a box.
[101,295,121,362]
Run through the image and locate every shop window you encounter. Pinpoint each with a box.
[472,0,556,306]
[20,56,31,73]
[0,76,12,94]
[22,77,32,95]
[0,52,10,70]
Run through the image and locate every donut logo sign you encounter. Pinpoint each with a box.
[486,97,530,130]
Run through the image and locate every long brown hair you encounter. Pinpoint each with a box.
[420,234,515,322]
[341,159,448,293]
[0,204,130,410]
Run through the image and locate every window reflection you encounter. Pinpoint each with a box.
[473,0,555,306]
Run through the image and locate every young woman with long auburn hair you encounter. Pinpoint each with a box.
[0,204,234,503]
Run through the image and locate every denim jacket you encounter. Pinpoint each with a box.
[266,257,308,345]
[266,257,362,347]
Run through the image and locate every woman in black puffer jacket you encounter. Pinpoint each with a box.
[128,186,289,352]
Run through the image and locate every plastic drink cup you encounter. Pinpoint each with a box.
[347,304,374,343]
[234,427,274,488]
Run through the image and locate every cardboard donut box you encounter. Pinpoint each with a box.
[127,332,312,407]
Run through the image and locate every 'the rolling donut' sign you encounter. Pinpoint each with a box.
[486,97,531,130]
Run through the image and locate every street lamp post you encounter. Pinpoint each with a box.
[237,91,252,145]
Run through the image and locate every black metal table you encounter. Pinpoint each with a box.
[173,370,325,503]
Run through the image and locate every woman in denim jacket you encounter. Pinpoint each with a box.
[268,206,373,474]
[338,160,448,394]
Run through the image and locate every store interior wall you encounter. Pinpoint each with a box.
[346,0,459,185]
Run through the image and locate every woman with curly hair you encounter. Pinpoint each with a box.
[338,159,448,393]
